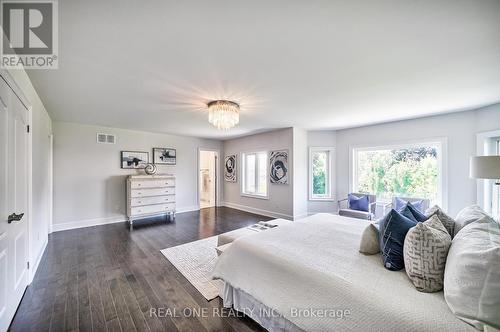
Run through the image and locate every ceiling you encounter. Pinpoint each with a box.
[26,0,500,139]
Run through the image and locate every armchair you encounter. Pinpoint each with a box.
[338,193,376,220]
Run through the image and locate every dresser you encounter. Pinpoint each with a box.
[126,174,176,230]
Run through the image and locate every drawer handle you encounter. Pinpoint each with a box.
[137,201,142,204]
[137,184,141,186]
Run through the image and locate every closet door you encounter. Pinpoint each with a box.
[0,78,29,332]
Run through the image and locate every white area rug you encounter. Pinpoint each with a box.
[160,236,223,301]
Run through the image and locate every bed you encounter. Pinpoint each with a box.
[212,213,476,332]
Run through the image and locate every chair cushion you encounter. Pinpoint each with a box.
[426,205,456,237]
[403,214,451,292]
[378,209,418,271]
[444,219,500,329]
[348,194,369,212]
[359,223,380,255]
[339,209,372,220]
[395,197,424,212]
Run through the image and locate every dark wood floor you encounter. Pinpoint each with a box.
[11,207,272,332]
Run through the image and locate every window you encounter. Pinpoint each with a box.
[309,147,334,200]
[241,151,268,198]
[352,141,444,205]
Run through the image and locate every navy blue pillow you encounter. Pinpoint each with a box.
[406,202,427,222]
[399,204,418,222]
[348,194,369,212]
[395,197,424,212]
[378,209,417,271]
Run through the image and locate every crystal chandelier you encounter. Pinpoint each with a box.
[207,100,240,130]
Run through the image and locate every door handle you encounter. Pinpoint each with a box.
[8,213,24,223]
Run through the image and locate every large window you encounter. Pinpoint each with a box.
[309,147,334,200]
[241,151,268,198]
[352,141,444,205]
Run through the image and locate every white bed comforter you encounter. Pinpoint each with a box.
[212,213,476,332]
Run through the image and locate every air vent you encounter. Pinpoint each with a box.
[97,133,116,144]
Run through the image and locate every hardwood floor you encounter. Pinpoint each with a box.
[10,207,272,332]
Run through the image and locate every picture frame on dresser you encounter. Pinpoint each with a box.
[121,151,149,169]
[153,147,176,165]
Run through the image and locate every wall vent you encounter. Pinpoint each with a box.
[97,133,116,144]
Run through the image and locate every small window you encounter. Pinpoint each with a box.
[309,147,334,200]
[242,151,268,198]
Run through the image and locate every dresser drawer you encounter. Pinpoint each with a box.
[130,179,175,189]
[130,195,175,207]
[131,203,175,216]
[130,187,174,198]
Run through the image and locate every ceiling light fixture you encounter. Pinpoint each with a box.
[207,100,240,130]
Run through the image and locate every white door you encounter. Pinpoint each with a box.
[0,78,29,331]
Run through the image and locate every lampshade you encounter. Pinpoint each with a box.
[470,156,500,179]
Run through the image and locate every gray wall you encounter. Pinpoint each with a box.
[223,128,294,219]
[52,122,222,230]
[306,103,500,216]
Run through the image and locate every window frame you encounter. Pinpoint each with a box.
[349,138,447,209]
[309,146,335,201]
[241,150,269,199]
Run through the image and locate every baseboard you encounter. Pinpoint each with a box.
[29,238,47,283]
[50,216,126,233]
[50,206,202,233]
[222,201,294,220]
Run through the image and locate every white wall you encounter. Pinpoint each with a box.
[223,128,294,219]
[6,69,52,281]
[52,122,222,231]
[307,130,337,214]
[293,128,308,219]
[307,104,500,217]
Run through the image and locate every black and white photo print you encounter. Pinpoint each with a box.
[224,155,237,182]
[153,148,176,165]
[269,150,288,184]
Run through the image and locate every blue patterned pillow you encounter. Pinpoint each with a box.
[379,209,418,271]
[395,197,424,212]
[348,194,369,212]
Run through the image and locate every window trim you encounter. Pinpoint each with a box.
[309,146,335,201]
[241,150,269,199]
[349,138,448,209]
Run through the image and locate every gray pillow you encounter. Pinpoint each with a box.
[359,223,380,255]
[454,205,495,237]
[444,219,500,330]
[425,205,455,237]
[403,214,451,292]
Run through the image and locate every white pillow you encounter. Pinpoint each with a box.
[454,205,495,237]
[444,219,500,330]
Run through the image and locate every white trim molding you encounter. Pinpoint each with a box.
[50,205,201,233]
[222,201,293,220]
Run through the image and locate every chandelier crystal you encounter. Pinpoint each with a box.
[207,100,240,130]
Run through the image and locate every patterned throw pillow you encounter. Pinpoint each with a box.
[403,214,452,292]
[426,205,455,237]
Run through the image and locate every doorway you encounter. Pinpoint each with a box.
[199,150,218,209]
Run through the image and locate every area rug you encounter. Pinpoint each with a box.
[160,236,223,301]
